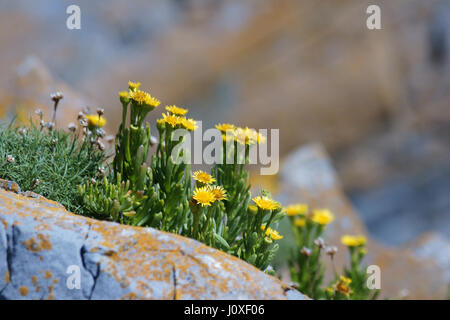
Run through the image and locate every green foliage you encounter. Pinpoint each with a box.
[78,82,283,271]
[287,208,380,299]
[0,120,107,214]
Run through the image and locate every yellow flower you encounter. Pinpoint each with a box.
[311,209,334,225]
[161,113,183,128]
[294,218,306,227]
[128,81,141,90]
[192,170,216,185]
[119,91,130,103]
[166,105,188,116]
[253,196,280,211]
[85,114,106,128]
[215,123,235,133]
[285,204,308,216]
[192,187,216,207]
[234,127,257,145]
[334,276,353,297]
[261,225,283,240]
[130,90,160,108]
[181,118,198,131]
[341,235,367,247]
[340,276,352,285]
[208,185,227,201]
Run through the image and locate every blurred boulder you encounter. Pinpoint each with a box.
[0,56,97,131]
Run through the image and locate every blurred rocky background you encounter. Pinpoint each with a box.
[0,0,449,297]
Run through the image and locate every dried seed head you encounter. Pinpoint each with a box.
[68,122,77,132]
[300,247,312,257]
[52,139,58,146]
[96,128,106,138]
[90,178,97,184]
[45,122,55,131]
[314,237,325,249]
[96,108,104,116]
[40,120,45,128]
[97,167,105,175]
[35,109,43,118]
[33,179,40,187]
[77,111,85,120]
[18,128,27,136]
[79,119,88,127]
[50,91,64,102]
[6,155,15,163]
[325,246,338,257]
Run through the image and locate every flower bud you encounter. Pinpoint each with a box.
[325,246,338,257]
[301,247,312,257]
[6,155,15,163]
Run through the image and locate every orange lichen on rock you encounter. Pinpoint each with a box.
[18,286,29,296]
[22,234,52,253]
[44,270,53,279]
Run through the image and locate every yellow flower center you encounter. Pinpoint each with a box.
[192,187,216,207]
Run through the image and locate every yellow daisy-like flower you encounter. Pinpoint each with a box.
[311,209,334,225]
[334,276,353,297]
[208,185,227,201]
[252,196,280,211]
[261,225,283,240]
[85,114,106,128]
[234,127,256,145]
[166,105,188,116]
[119,91,130,103]
[215,123,235,133]
[162,113,183,128]
[181,118,198,131]
[128,81,141,91]
[341,235,367,247]
[294,218,306,227]
[192,186,216,207]
[285,204,308,216]
[130,90,161,108]
[192,170,216,185]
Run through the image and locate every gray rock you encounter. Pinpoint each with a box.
[0,187,308,300]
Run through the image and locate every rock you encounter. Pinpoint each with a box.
[0,187,307,300]
[1,56,97,132]
[278,143,449,299]
[408,232,450,284]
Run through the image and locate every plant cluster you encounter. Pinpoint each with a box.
[0,108,107,214]
[79,81,284,270]
[0,82,381,299]
[286,204,380,299]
